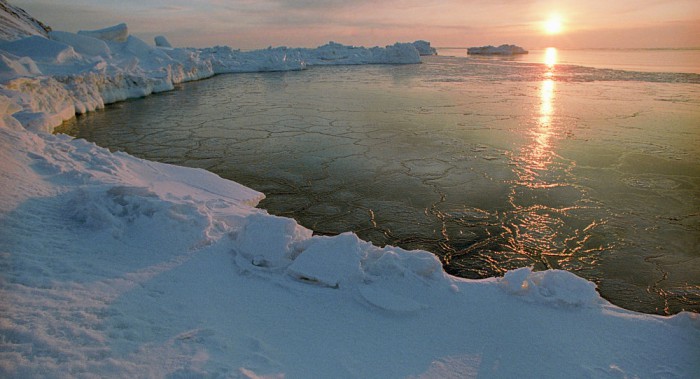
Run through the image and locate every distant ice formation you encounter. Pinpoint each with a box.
[467,44,528,55]
[412,40,438,55]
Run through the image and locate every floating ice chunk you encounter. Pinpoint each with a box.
[78,23,128,43]
[154,35,172,48]
[499,267,601,307]
[467,44,528,55]
[49,31,111,58]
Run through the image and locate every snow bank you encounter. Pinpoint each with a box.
[467,44,528,55]
[1,8,699,379]
[0,27,421,133]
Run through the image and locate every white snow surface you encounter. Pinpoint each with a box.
[0,13,699,379]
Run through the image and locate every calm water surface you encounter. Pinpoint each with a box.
[57,51,700,314]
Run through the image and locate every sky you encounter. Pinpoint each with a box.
[13,0,700,49]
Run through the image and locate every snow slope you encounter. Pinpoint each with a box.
[0,0,50,41]
[1,5,699,379]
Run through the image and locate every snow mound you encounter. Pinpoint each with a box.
[154,35,172,48]
[499,267,602,307]
[284,232,443,287]
[235,213,312,268]
[0,35,78,64]
[0,51,40,80]
[49,30,111,58]
[78,23,128,43]
[467,44,528,55]
[286,233,366,288]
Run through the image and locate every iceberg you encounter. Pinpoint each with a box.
[412,40,438,56]
[1,2,698,378]
[467,44,528,55]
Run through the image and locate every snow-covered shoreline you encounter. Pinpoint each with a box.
[0,21,425,133]
[1,4,699,378]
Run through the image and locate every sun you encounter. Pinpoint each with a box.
[544,15,563,34]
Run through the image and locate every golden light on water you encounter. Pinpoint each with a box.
[544,47,557,69]
[508,71,560,259]
[539,79,555,124]
[533,78,555,168]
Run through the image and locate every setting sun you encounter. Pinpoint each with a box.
[544,15,563,34]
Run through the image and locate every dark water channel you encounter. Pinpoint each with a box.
[56,57,700,314]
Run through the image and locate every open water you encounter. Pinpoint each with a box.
[57,49,700,314]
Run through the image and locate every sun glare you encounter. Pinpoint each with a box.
[544,15,563,35]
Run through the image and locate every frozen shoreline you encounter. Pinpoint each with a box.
[1,5,699,378]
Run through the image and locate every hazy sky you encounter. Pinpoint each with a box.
[14,0,700,49]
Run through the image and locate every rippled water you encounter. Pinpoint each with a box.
[57,54,700,314]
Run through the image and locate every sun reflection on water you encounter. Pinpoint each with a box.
[544,47,557,79]
[544,47,557,69]
[506,47,564,268]
[535,48,557,169]
[528,76,556,174]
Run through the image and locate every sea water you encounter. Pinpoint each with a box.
[57,49,700,315]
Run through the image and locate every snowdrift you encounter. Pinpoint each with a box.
[1,6,699,379]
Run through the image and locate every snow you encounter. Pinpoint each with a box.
[467,44,529,55]
[0,35,78,64]
[49,30,112,58]
[78,23,129,43]
[0,0,50,41]
[154,35,172,48]
[1,7,699,379]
